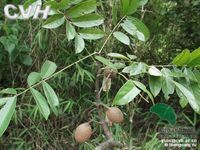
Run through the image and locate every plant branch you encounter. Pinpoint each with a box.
[14,16,126,98]
[15,52,97,97]
[95,63,124,149]
[94,16,126,148]
[98,16,126,54]
[95,61,112,139]
[95,139,123,150]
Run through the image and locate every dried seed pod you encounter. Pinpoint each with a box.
[102,76,111,92]
[106,107,124,123]
[103,67,118,78]
[74,122,92,143]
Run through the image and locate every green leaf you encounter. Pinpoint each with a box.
[0,35,18,55]
[79,28,105,40]
[66,0,96,18]
[0,98,8,107]
[30,88,50,120]
[172,48,200,67]
[41,60,57,79]
[161,68,175,100]
[122,62,147,76]
[183,68,198,82]
[172,49,191,66]
[113,80,141,105]
[127,54,137,60]
[66,0,84,6]
[42,14,65,29]
[133,80,154,102]
[111,0,118,24]
[148,66,162,76]
[170,68,185,77]
[95,56,117,69]
[72,14,104,28]
[176,79,189,109]
[150,103,176,125]
[121,17,150,41]
[24,0,41,8]
[113,32,130,45]
[0,97,17,137]
[194,69,200,83]
[121,0,140,15]
[188,47,200,67]
[139,0,148,6]
[121,20,137,38]
[27,72,41,86]
[113,63,126,69]
[107,53,129,60]
[45,0,71,10]
[66,21,76,41]
[173,81,200,114]
[21,0,42,18]
[0,97,15,107]
[75,35,85,53]
[179,97,188,108]
[149,76,162,97]
[19,54,33,66]
[42,81,59,116]
[189,82,200,105]
[178,80,200,111]
[0,88,17,95]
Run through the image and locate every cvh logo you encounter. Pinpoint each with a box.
[4,4,51,20]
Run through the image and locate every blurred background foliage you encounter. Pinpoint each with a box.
[0,0,199,149]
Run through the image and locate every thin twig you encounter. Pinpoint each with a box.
[98,16,126,54]
[15,52,97,97]
[95,139,123,150]
[14,16,126,98]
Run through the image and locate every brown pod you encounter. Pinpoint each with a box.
[103,67,118,78]
[74,122,92,143]
[106,107,124,123]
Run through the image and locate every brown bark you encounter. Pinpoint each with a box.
[95,62,123,150]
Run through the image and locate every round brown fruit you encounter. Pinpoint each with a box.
[106,107,124,123]
[75,122,92,143]
[103,67,118,78]
[74,122,92,143]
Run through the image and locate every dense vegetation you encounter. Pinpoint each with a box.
[0,0,199,149]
